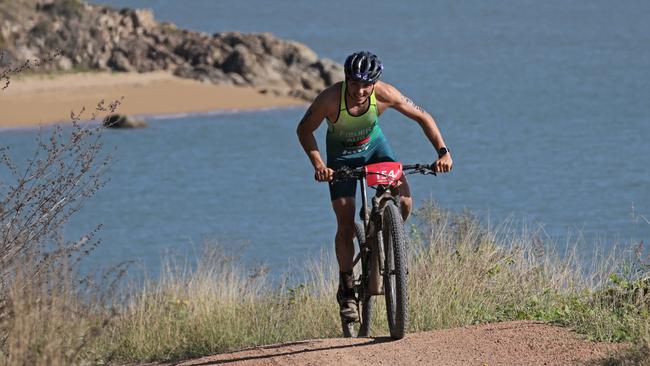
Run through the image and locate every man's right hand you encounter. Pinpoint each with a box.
[314,165,334,182]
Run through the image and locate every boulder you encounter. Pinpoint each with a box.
[174,63,231,84]
[221,44,262,77]
[56,55,73,70]
[282,40,318,66]
[132,9,157,30]
[107,50,134,72]
[103,114,147,128]
[311,58,344,86]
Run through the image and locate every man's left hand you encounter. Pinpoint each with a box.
[434,154,453,173]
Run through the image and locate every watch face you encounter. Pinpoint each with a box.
[438,147,448,157]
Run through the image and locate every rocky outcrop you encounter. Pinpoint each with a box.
[0,0,343,100]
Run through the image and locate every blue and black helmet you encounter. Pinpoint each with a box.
[344,51,383,83]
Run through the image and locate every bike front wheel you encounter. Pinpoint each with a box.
[382,201,408,339]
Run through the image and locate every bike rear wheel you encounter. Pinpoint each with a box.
[382,201,409,339]
[341,222,373,338]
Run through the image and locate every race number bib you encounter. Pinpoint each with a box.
[364,162,403,187]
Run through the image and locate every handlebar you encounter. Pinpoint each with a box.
[331,163,437,184]
[402,163,437,173]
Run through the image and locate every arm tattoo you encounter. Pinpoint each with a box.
[299,107,313,125]
[401,95,424,113]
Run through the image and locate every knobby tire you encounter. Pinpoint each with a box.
[382,201,408,339]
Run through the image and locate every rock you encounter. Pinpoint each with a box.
[14,45,38,61]
[117,10,134,33]
[152,45,184,70]
[283,40,318,66]
[107,50,134,72]
[132,9,156,30]
[299,69,322,91]
[102,114,147,128]
[174,64,231,84]
[119,38,156,72]
[227,72,247,86]
[221,44,261,77]
[311,58,344,86]
[259,86,290,96]
[173,36,221,66]
[91,50,111,70]
[57,55,73,70]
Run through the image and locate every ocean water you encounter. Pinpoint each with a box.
[2,0,649,277]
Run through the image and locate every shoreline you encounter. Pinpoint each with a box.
[0,104,306,133]
[0,71,307,128]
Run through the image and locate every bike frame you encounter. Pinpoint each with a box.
[355,177,402,296]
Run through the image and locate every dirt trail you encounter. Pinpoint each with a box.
[165,321,627,366]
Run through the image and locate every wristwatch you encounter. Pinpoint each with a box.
[437,146,450,158]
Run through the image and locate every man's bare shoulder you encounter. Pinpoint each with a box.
[309,82,342,121]
[374,81,402,104]
[313,81,342,106]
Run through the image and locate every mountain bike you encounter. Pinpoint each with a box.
[331,161,436,340]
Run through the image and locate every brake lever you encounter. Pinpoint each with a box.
[426,164,438,176]
[331,166,353,184]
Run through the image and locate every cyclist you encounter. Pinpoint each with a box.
[296,51,453,322]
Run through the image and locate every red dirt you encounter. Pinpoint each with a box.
[165,321,628,366]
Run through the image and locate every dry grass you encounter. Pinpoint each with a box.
[0,48,124,365]
[0,258,118,366]
[97,245,340,362]
[88,205,649,364]
[1,200,648,365]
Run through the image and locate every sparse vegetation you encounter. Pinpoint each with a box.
[0,52,123,366]
[0,119,123,366]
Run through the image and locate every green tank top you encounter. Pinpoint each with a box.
[326,82,385,157]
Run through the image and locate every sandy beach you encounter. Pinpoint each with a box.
[0,71,306,128]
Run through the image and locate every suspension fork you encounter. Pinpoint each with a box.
[373,186,403,279]
[360,176,369,228]
[352,177,370,271]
